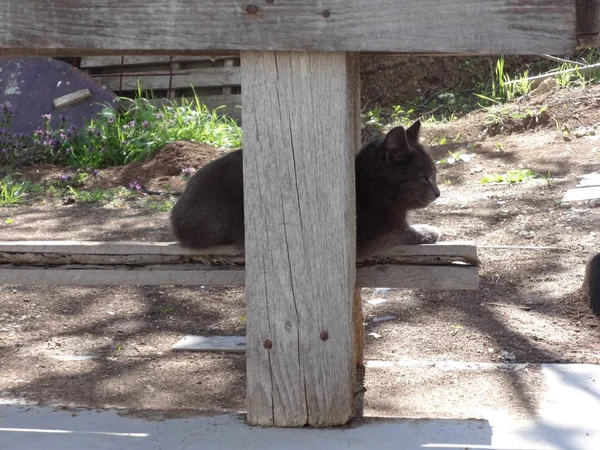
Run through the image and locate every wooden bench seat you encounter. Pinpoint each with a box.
[0,241,478,290]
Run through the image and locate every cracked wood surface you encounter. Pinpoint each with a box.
[241,51,359,427]
[0,1,577,55]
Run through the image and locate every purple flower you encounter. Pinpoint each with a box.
[128,120,136,127]
[129,181,142,191]
[1,148,7,153]
[141,120,149,128]
[181,166,195,175]
[42,113,51,121]
[107,117,115,124]
[58,113,67,122]
[59,174,71,181]
[91,169,100,177]
[154,113,164,120]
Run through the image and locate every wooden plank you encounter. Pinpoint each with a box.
[242,51,358,427]
[356,265,479,290]
[584,254,600,316]
[0,1,577,55]
[94,66,240,92]
[562,186,600,202]
[0,267,246,286]
[0,241,242,256]
[53,88,92,109]
[0,241,476,259]
[171,335,246,353]
[80,55,238,69]
[577,0,600,47]
[0,264,478,289]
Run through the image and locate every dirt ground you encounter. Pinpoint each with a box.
[0,80,599,421]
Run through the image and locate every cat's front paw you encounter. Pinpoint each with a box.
[411,224,442,244]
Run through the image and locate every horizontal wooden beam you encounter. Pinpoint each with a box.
[93,66,240,92]
[0,265,478,290]
[80,55,237,69]
[0,1,577,55]
[0,241,479,290]
[0,241,478,263]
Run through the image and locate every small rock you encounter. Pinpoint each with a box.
[373,315,396,323]
[368,298,387,306]
[373,288,391,295]
[62,196,76,206]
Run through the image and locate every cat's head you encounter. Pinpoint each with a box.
[359,121,440,208]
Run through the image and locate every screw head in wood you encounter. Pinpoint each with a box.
[266,0,274,3]
[246,4,259,14]
[263,339,272,349]
[321,10,330,18]
[320,330,329,341]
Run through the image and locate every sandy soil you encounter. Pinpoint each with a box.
[0,82,599,421]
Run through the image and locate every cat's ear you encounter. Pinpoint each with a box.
[382,126,412,163]
[406,120,422,143]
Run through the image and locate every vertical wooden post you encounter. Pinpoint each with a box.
[241,51,360,427]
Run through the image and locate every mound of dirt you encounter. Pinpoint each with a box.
[90,141,230,191]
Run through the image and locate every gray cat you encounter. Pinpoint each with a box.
[170,121,441,259]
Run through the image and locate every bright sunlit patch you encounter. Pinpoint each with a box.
[0,428,148,437]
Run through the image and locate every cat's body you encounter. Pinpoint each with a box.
[170,121,441,259]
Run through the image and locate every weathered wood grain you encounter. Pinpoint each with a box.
[242,51,359,427]
[0,242,479,289]
[53,89,92,109]
[94,66,240,92]
[80,55,238,68]
[577,0,600,47]
[357,265,479,290]
[0,263,478,289]
[0,1,577,55]
[0,266,246,286]
[0,241,477,259]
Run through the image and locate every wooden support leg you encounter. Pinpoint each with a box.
[241,51,360,427]
[353,287,366,417]
[585,254,600,316]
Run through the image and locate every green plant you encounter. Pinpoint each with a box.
[364,108,383,128]
[144,198,174,211]
[437,151,473,165]
[480,169,537,184]
[390,105,414,126]
[0,174,27,206]
[2,91,242,171]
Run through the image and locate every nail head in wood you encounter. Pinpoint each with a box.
[246,5,258,14]
[321,10,330,18]
[320,330,329,341]
[263,339,272,349]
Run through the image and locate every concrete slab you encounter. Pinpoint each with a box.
[0,364,598,450]
[171,335,246,353]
